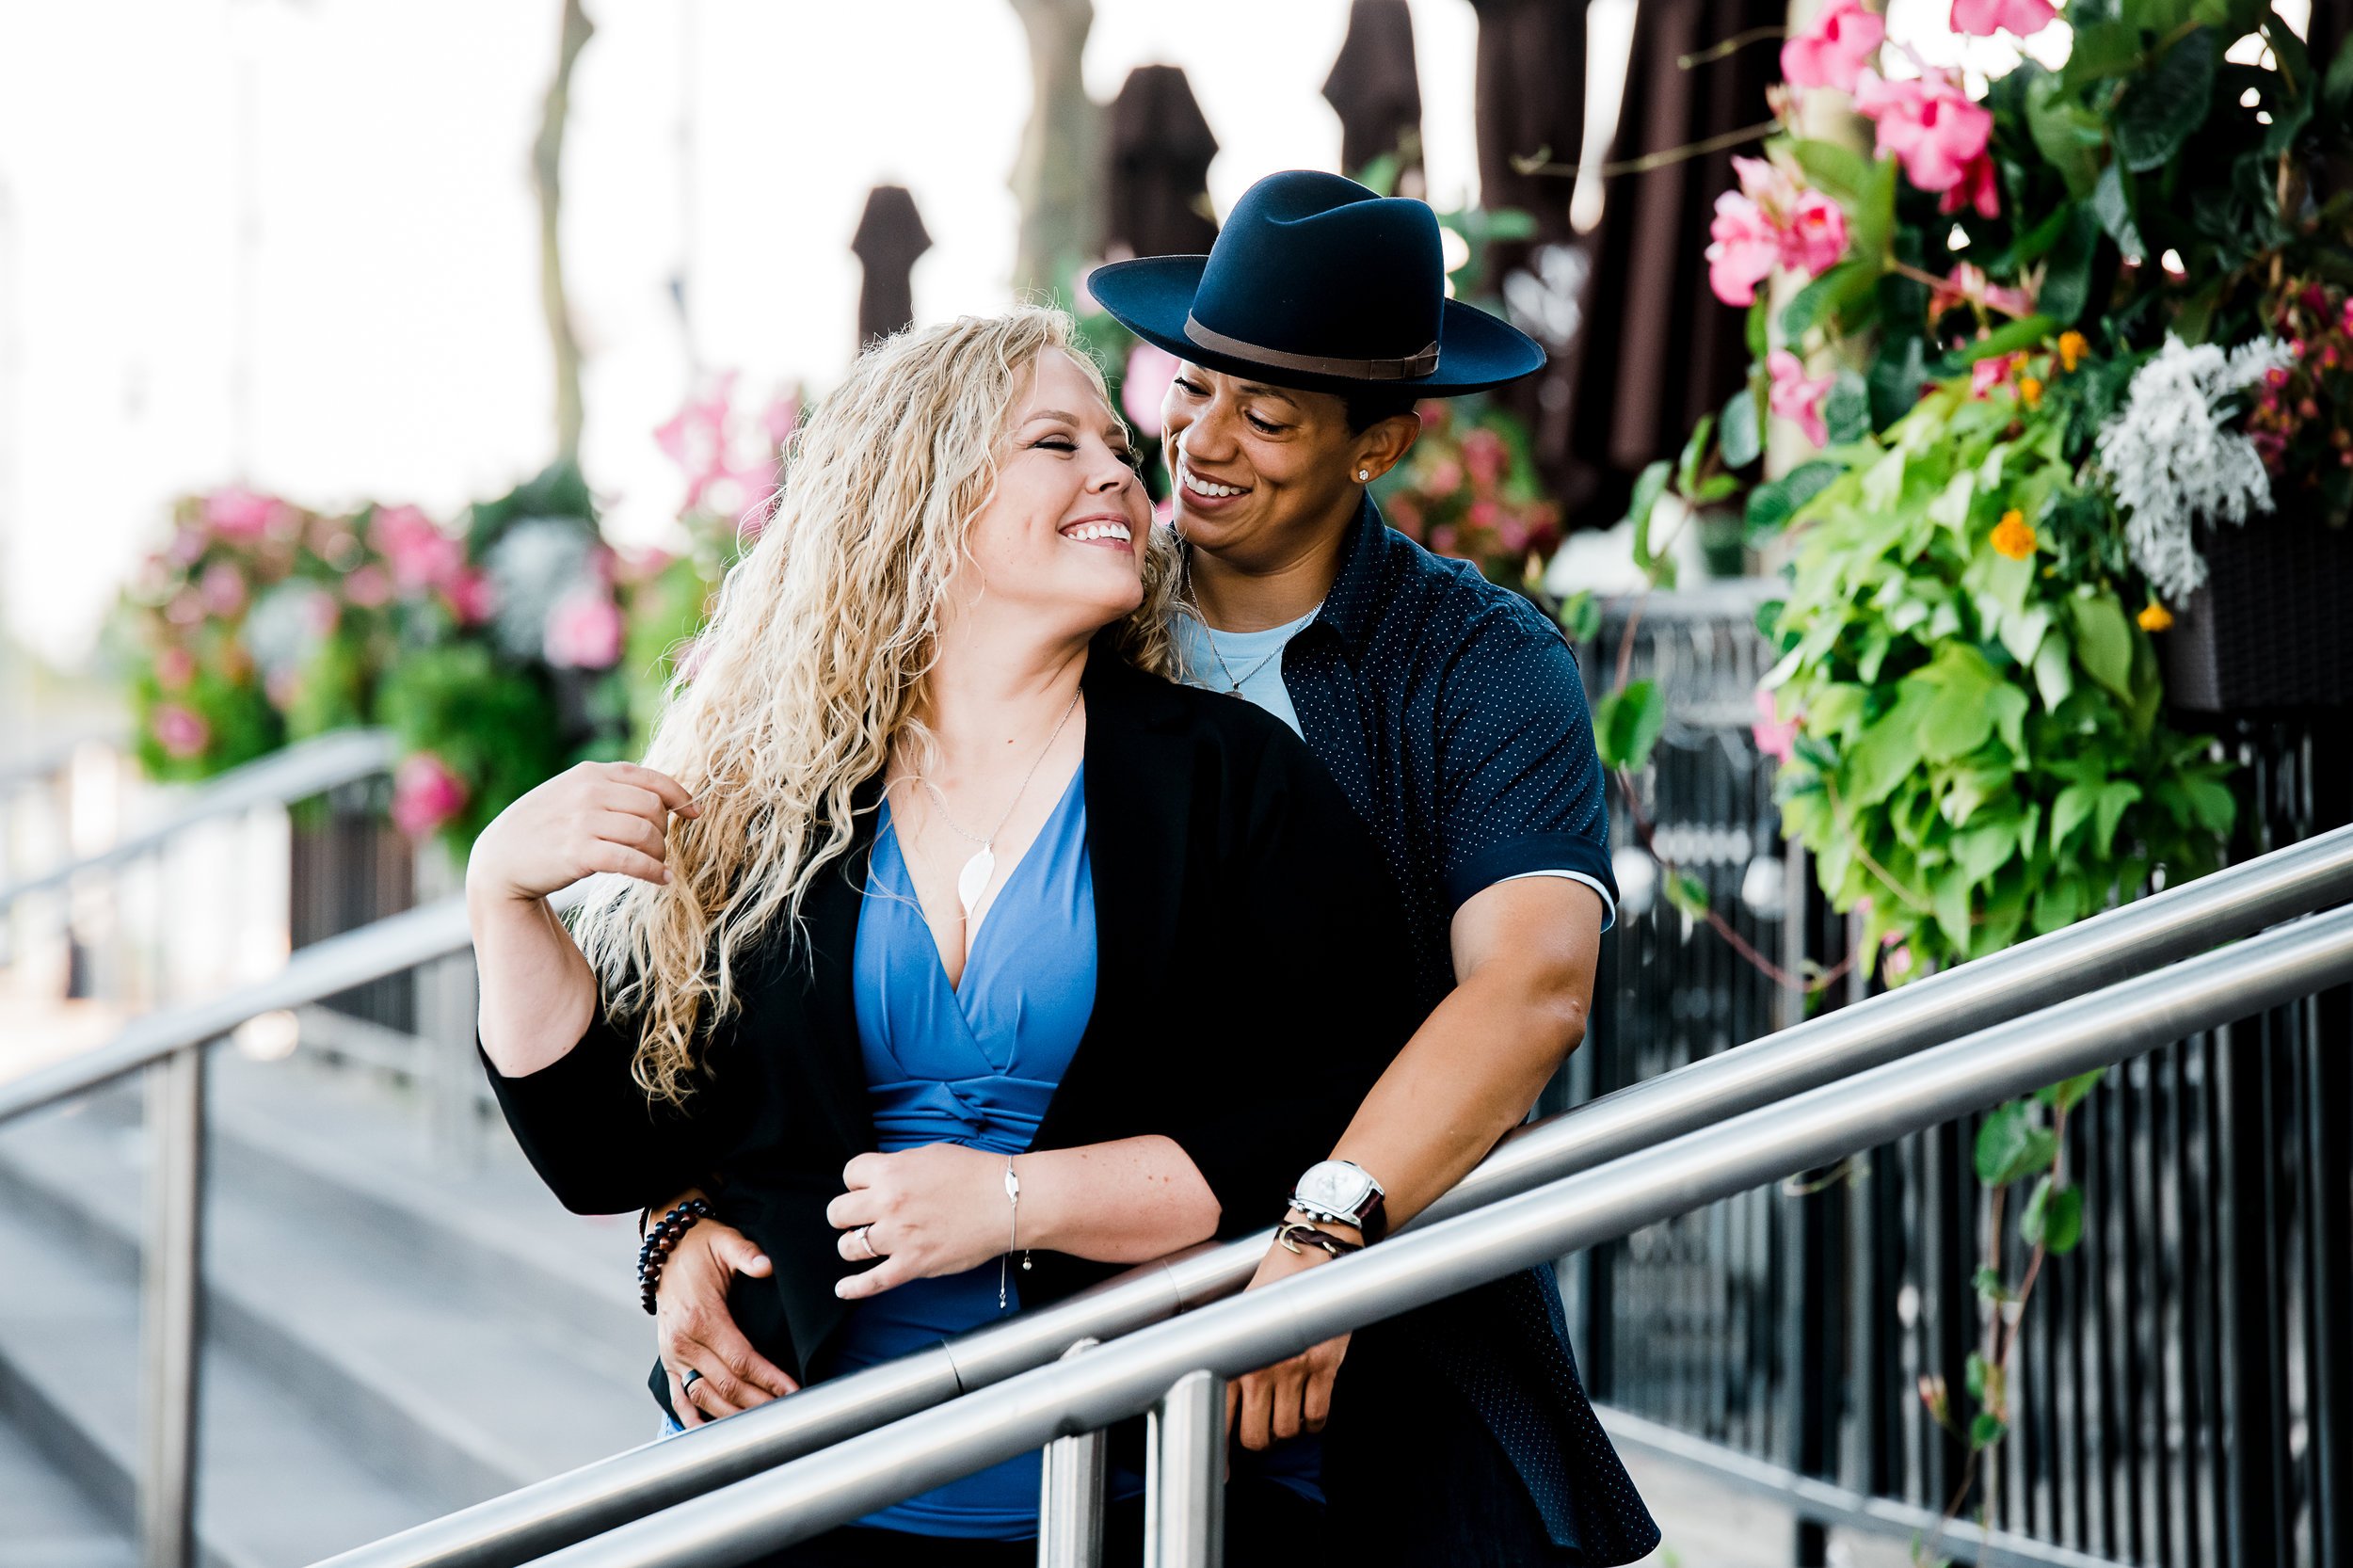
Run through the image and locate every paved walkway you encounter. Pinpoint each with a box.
[1620,1450,1917,1568]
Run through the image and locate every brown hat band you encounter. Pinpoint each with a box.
[1182,312,1441,382]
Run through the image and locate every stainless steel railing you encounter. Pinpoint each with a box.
[304,821,2353,1568]
[508,903,2353,1568]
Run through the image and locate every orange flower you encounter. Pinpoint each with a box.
[1991,508,2037,559]
[2057,330,2089,373]
[2018,374,2043,408]
[2137,601,2174,632]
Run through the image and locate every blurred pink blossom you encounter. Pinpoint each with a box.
[166,589,204,628]
[1931,262,2033,322]
[155,646,196,692]
[203,488,290,542]
[1462,428,1510,491]
[1883,942,1915,982]
[1769,350,1833,446]
[1780,0,1884,91]
[545,586,625,669]
[391,752,470,840]
[167,526,208,567]
[372,504,467,594]
[199,562,248,617]
[1424,456,1465,494]
[1152,494,1176,530]
[1784,190,1850,275]
[1941,153,2002,219]
[1753,688,1801,763]
[1385,493,1423,538]
[1950,0,2057,37]
[1467,499,1502,532]
[2340,298,2353,335]
[1706,189,1782,306]
[265,668,301,710]
[1854,70,1992,194]
[152,704,210,760]
[1122,344,1181,439]
[443,568,495,628]
[344,565,392,608]
[1495,513,1530,553]
[1971,351,2025,398]
[759,392,801,449]
[1429,524,1461,556]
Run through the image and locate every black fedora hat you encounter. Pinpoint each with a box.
[1086,169,1544,400]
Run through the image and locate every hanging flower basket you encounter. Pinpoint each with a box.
[2161,510,2353,712]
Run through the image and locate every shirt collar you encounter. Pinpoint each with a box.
[1308,492,1393,656]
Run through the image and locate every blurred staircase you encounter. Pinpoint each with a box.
[0,1051,657,1568]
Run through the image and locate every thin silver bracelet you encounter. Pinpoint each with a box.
[999,1157,1022,1308]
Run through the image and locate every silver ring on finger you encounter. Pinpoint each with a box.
[856,1224,882,1260]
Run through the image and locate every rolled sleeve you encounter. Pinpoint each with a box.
[1434,631,1618,920]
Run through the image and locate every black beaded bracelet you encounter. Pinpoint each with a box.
[637,1198,714,1315]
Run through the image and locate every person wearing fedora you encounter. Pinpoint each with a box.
[1083,168,1664,1566]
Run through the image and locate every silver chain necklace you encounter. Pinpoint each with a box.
[891,684,1081,922]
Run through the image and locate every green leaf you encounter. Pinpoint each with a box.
[2062,21,2149,93]
[1594,680,1668,771]
[2092,161,2145,263]
[2032,874,2086,933]
[1971,1412,2010,1451]
[2033,631,2074,710]
[2092,780,2142,858]
[1933,864,1975,952]
[2035,1067,2105,1115]
[2070,592,2136,701]
[2329,31,2353,120]
[1965,1351,1990,1400]
[1823,372,1872,444]
[1952,818,2020,885]
[2183,776,2237,836]
[1720,385,1763,470]
[2037,204,2103,326]
[1977,1101,2061,1187]
[1746,296,1769,363]
[1951,314,2059,367]
[2051,781,2099,853]
[1783,259,1877,341]
[2025,72,2107,200]
[1557,588,1601,644]
[2023,1175,2086,1254]
[1844,684,1937,808]
[1625,458,1672,578]
[1744,460,1843,540]
[2115,27,2217,172]
[1665,871,1713,919]
[1676,413,1717,497]
[1787,137,1875,205]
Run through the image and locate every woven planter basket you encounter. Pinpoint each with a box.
[2160,509,2353,713]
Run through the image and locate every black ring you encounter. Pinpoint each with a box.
[681,1368,706,1400]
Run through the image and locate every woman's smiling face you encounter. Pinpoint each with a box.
[1159,363,1417,568]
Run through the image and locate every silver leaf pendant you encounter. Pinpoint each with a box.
[956,846,996,923]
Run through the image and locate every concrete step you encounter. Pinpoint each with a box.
[0,1048,667,1565]
[0,1415,136,1568]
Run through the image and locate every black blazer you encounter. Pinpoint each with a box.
[486,648,1416,1395]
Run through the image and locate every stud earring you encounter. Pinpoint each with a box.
[1356,468,1370,482]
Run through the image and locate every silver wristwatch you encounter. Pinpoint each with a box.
[1289,1160,1387,1243]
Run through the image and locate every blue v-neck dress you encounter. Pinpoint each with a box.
[823,765,1099,1540]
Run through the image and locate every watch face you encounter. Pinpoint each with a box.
[1298,1161,1375,1218]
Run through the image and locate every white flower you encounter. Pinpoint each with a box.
[484,517,599,663]
[2093,334,2293,602]
[239,580,335,678]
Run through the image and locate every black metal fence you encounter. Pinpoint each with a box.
[1563,587,2353,1568]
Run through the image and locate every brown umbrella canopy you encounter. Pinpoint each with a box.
[850,184,932,349]
[1101,64,1220,260]
[1561,0,1782,524]
[1470,0,1591,247]
[1323,0,1424,194]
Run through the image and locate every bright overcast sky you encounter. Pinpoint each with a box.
[0,0,1503,665]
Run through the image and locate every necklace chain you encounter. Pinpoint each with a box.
[893,683,1081,852]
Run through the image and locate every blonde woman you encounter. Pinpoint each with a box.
[467,309,1410,1567]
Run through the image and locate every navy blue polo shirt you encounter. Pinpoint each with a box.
[1267,496,1618,1016]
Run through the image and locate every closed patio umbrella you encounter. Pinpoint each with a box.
[1100,64,1220,259]
[850,184,931,349]
[1323,0,1424,194]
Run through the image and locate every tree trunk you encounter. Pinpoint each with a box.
[1007,0,1101,296]
[532,0,594,467]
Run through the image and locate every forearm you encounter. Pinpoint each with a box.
[1014,1135,1221,1263]
[1325,962,1587,1231]
[468,883,600,1078]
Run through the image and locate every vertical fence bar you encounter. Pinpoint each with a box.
[1037,1340,1106,1568]
[1144,1369,1223,1568]
[138,1042,207,1568]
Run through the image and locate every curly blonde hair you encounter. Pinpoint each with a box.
[569,307,1180,1103]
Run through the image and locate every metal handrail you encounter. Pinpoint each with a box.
[515,903,2353,1568]
[311,822,2353,1568]
[0,726,394,917]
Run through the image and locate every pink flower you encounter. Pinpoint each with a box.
[1971,351,2024,398]
[1883,941,1914,982]
[1950,0,2057,38]
[1425,456,1465,495]
[1931,261,2033,322]
[545,586,625,669]
[1785,189,1850,275]
[1122,343,1181,439]
[1769,349,1834,446]
[1386,493,1423,538]
[343,564,392,608]
[759,392,800,449]
[155,646,196,692]
[1854,70,1992,195]
[167,525,207,567]
[1429,524,1461,556]
[166,588,204,627]
[1467,499,1503,533]
[1941,152,2001,220]
[203,488,290,542]
[443,567,495,627]
[1781,0,1885,93]
[391,752,469,840]
[1707,190,1782,306]
[199,562,248,617]
[152,704,210,760]
[1753,687,1801,764]
[1495,512,1530,554]
[371,504,467,595]
[1462,428,1510,491]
